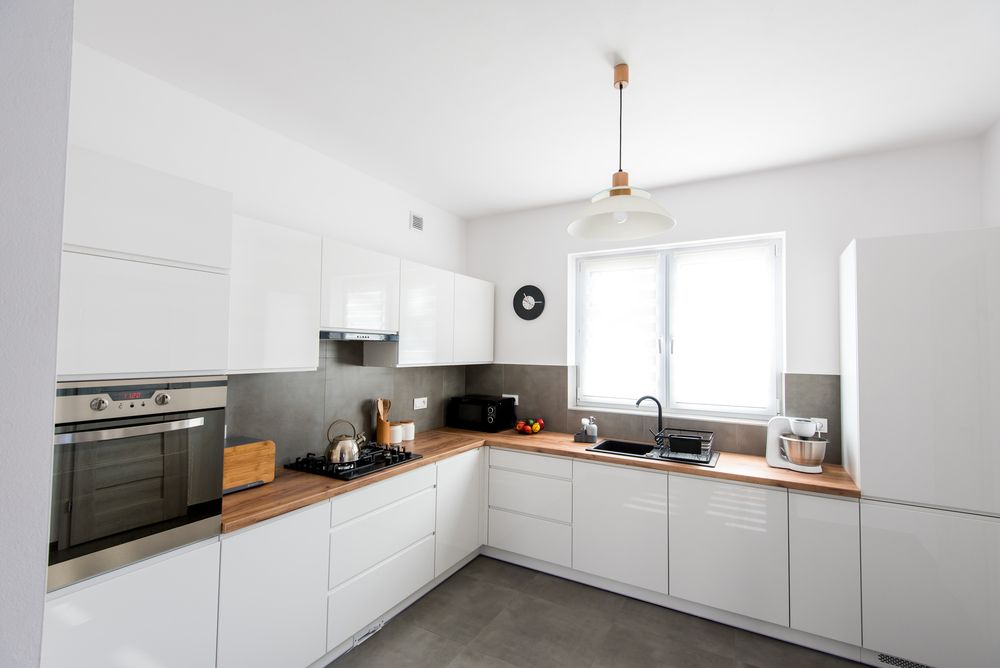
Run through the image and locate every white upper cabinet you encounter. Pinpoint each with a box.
[228,215,321,373]
[453,274,494,364]
[861,501,1000,668]
[840,228,1000,515]
[669,474,789,626]
[788,492,861,646]
[57,252,229,378]
[399,260,455,365]
[62,146,232,270]
[573,460,668,594]
[42,541,220,668]
[320,239,400,333]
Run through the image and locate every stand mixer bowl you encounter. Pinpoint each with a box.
[779,435,826,467]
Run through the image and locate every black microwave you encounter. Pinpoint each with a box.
[446,395,516,432]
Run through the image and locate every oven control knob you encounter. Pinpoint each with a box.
[90,397,109,411]
[154,393,171,406]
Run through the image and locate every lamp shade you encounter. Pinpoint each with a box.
[567,187,676,240]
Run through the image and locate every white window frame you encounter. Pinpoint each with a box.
[571,234,784,423]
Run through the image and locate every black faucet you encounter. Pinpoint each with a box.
[636,395,665,447]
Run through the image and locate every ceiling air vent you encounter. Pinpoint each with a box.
[877,653,931,668]
[409,212,424,231]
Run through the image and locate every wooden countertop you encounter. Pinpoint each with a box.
[221,427,859,533]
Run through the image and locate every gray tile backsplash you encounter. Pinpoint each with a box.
[228,354,843,466]
[467,364,842,464]
[227,341,468,464]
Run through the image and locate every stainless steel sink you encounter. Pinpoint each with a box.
[587,439,721,468]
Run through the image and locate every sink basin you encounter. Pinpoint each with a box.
[587,439,721,468]
[588,439,657,457]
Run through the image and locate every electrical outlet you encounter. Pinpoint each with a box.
[502,393,519,406]
[413,397,428,410]
[811,417,829,433]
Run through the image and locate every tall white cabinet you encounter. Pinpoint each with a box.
[435,448,484,576]
[453,274,494,364]
[227,215,321,372]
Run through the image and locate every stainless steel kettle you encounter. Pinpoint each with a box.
[325,419,365,463]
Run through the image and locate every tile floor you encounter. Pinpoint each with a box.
[328,556,864,668]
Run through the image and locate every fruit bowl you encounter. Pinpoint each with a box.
[515,418,545,435]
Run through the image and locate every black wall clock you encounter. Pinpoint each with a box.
[513,285,545,320]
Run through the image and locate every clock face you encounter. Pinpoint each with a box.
[513,285,545,320]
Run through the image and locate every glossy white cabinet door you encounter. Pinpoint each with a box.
[328,534,436,650]
[573,461,668,594]
[320,239,400,332]
[488,508,572,567]
[861,500,1000,668]
[57,252,229,378]
[488,468,572,523]
[844,228,1000,514]
[436,448,483,576]
[42,541,220,668]
[788,492,861,645]
[63,146,232,270]
[218,503,329,668]
[228,215,321,372]
[669,474,789,626]
[453,274,494,364]
[397,260,454,365]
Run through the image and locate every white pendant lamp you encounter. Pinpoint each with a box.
[568,63,676,240]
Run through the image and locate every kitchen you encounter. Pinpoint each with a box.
[3,1,1000,668]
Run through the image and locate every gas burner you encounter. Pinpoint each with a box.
[286,445,422,480]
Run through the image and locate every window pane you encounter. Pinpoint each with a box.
[578,254,661,405]
[669,243,777,413]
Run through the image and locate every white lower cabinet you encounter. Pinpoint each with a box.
[488,508,572,567]
[435,448,483,576]
[788,492,861,645]
[572,461,668,594]
[217,503,330,668]
[327,535,436,650]
[669,474,789,626]
[327,465,438,651]
[42,541,220,668]
[861,500,1000,668]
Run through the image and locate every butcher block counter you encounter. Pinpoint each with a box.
[221,427,859,533]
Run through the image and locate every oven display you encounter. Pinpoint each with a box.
[109,389,156,401]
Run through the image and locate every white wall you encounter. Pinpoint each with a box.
[468,140,983,373]
[68,44,467,273]
[984,120,1000,227]
[0,1,73,665]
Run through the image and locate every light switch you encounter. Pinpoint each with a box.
[413,397,428,410]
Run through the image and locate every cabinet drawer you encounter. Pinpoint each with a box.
[330,465,436,527]
[488,509,571,567]
[327,535,435,650]
[489,468,571,523]
[330,487,435,589]
[489,448,572,479]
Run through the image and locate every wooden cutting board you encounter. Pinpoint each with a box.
[223,437,276,494]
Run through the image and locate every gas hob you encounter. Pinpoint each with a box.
[285,446,421,481]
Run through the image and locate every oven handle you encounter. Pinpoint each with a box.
[54,417,205,445]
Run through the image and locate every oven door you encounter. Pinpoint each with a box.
[49,408,223,590]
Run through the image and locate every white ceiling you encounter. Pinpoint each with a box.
[73,0,1000,220]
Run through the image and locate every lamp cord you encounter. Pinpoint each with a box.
[618,84,623,173]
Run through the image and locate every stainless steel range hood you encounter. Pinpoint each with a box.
[319,330,399,342]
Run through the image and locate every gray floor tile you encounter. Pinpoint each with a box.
[446,648,526,668]
[459,556,538,590]
[329,618,463,668]
[403,571,518,644]
[517,570,627,626]
[466,591,608,668]
[619,597,738,659]
[733,628,861,667]
[592,622,735,668]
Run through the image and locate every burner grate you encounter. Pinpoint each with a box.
[286,446,422,480]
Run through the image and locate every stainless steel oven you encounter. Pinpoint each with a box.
[49,376,226,591]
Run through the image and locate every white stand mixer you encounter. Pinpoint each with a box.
[765,416,825,474]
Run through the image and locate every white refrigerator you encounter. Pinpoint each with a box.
[840,226,1000,668]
